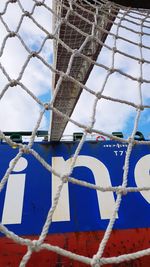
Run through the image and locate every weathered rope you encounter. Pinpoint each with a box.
[0,0,150,266]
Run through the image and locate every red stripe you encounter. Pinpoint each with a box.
[0,228,150,266]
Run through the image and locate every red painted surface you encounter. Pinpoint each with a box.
[1,228,150,266]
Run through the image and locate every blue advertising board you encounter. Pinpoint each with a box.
[0,141,150,236]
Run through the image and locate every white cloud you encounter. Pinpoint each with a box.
[64,12,150,139]
[0,0,53,132]
[2,3,22,31]
[64,71,137,136]
[0,2,149,139]
[1,38,28,79]
[0,86,46,131]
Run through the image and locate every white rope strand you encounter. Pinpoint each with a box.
[0,1,150,266]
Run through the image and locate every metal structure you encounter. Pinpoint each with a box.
[50,0,150,141]
[50,1,117,141]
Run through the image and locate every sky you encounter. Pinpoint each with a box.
[0,1,150,140]
[63,7,150,140]
[0,0,52,132]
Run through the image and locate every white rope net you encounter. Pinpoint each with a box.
[0,0,150,266]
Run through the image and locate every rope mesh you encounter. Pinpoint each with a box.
[0,0,150,266]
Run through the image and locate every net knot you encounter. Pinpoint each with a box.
[61,18,66,24]
[128,137,134,144]
[61,174,69,183]
[138,42,143,48]
[85,127,92,134]
[47,33,53,39]
[44,103,50,110]
[24,11,30,17]
[140,58,145,64]
[138,77,143,83]
[112,47,117,53]
[31,51,38,57]
[10,80,18,87]
[117,186,127,195]
[9,32,16,38]
[31,240,41,252]
[96,92,102,99]
[91,255,101,267]
[36,1,43,6]
[109,68,115,74]
[20,145,30,154]
[138,105,144,111]
[73,49,79,56]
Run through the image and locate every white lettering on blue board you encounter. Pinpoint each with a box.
[135,154,150,204]
[52,156,118,222]
[2,157,28,224]
[1,154,150,225]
